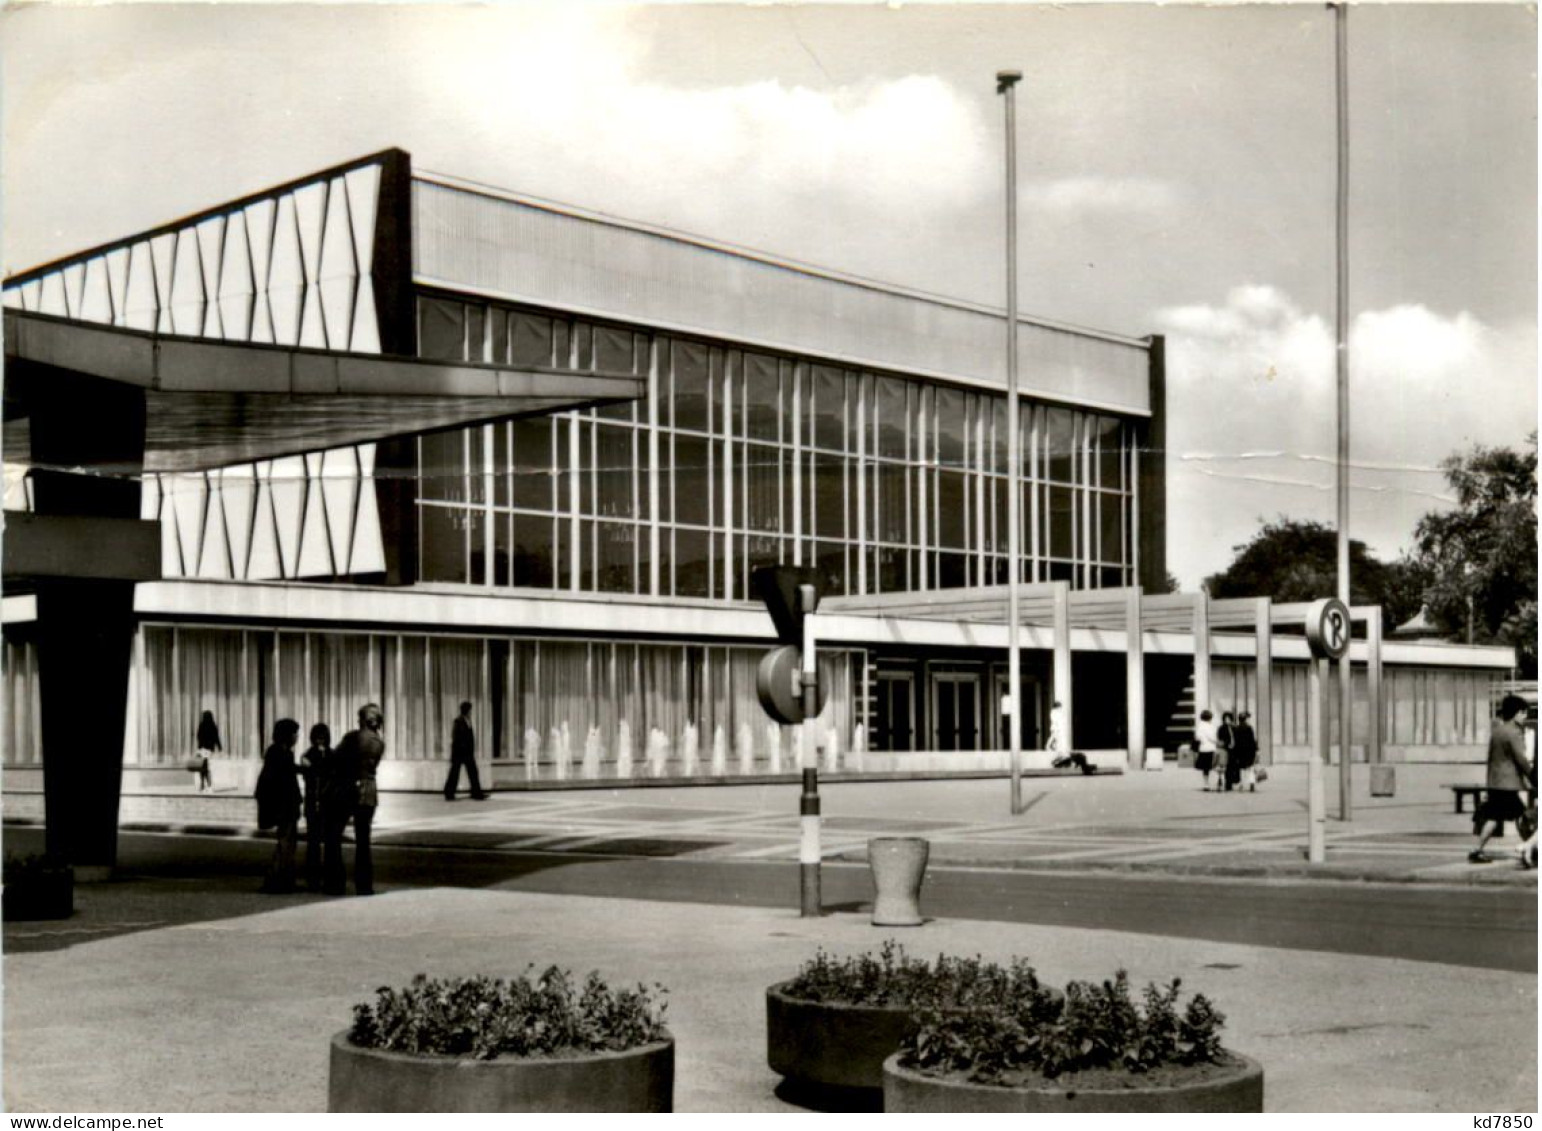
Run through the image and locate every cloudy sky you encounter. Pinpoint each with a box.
[4,2,1535,589]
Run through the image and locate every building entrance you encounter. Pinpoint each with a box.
[873,671,916,752]
[931,671,980,752]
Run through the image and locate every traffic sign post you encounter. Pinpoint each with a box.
[1305,598,1351,860]
[752,566,825,918]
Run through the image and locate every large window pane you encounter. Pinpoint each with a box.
[1045,408,1076,483]
[418,298,465,361]
[744,353,780,442]
[595,326,636,374]
[875,376,908,460]
[1098,492,1122,564]
[467,428,486,505]
[493,510,511,586]
[812,454,844,539]
[466,305,486,362]
[936,551,968,589]
[1048,485,1073,559]
[936,469,966,548]
[674,528,710,597]
[510,418,554,512]
[673,434,710,527]
[593,521,636,593]
[1096,416,1123,490]
[811,366,846,452]
[813,541,846,596]
[419,431,467,503]
[510,313,553,367]
[421,504,466,583]
[595,424,633,518]
[673,341,711,433]
[512,513,555,587]
[935,386,965,468]
[877,463,908,544]
[744,443,781,532]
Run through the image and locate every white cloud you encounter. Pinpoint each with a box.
[1152,286,1537,587]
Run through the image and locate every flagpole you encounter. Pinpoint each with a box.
[998,69,1024,815]
[1334,3,1354,820]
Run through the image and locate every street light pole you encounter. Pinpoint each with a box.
[1333,3,1353,821]
[998,69,1024,816]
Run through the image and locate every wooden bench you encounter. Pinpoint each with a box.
[1446,784,1486,814]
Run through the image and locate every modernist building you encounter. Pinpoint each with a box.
[1,150,1514,795]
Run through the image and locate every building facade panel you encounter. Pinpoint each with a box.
[412,177,1154,414]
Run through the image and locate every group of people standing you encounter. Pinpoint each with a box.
[1192,708,1260,792]
[250,703,385,896]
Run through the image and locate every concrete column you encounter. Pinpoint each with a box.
[1255,597,1274,764]
[28,376,147,878]
[1053,581,1072,752]
[1192,591,1211,724]
[1366,606,1383,764]
[1125,587,1144,770]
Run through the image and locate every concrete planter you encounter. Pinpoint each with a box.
[327,1030,674,1112]
[766,983,922,1097]
[868,837,928,926]
[1,867,73,921]
[882,1051,1265,1113]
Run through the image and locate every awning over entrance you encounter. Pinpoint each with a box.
[3,309,645,473]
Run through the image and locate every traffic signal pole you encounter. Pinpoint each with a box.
[798,583,822,917]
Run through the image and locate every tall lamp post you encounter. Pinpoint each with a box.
[998,68,1025,815]
[1333,3,1354,820]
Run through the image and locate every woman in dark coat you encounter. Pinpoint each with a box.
[255,718,302,893]
[1232,712,1260,791]
[299,723,331,892]
[194,710,221,791]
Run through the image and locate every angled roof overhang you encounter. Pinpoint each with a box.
[3,309,644,474]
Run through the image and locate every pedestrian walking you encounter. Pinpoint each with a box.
[1194,709,1219,791]
[1232,711,1260,791]
[1218,711,1238,792]
[1470,694,1531,864]
[336,703,386,895]
[299,723,331,891]
[254,718,302,894]
[1046,700,1066,756]
[443,700,488,801]
[193,709,221,791]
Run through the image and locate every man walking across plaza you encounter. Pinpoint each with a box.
[1470,694,1532,864]
[444,700,488,801]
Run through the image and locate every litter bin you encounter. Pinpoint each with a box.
[1370,764,1396,797]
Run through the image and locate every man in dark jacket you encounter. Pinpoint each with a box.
[1231,712,1259,791]
[320,703,385,895]
[443,700,488,801]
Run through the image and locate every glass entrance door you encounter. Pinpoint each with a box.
[932,672,980,752]
[992,672,1043,750]
[874,672,915,752]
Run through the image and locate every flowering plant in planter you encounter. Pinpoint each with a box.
[886,969,1263,1112]
[782,941,1054,1012]
[349,969,668,1059]
[331,969,673,1112]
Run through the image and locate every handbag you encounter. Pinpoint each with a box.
[185,752,209,773]
[1254,765,1269,784]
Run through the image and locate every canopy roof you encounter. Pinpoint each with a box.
[3,309,644,474]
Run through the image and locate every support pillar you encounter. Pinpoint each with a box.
[1255,597,1273,764]
[26,376,147,878]
[1125,587,1144,770]
[1366,606,1383,765]
[1052,582,1072,753]
[1192,591,1211,725]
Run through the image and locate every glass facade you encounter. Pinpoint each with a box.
[416,293,1141,598]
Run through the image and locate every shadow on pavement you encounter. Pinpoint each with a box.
[2,826,584,955]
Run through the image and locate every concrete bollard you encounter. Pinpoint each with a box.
[869,837,929,926]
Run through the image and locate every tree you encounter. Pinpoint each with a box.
[1408,435,1537,674]
[1204,518,1424,627]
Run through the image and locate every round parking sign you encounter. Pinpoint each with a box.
[1305,597,1352,660]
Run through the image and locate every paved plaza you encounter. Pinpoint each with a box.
[7,761,1534,886]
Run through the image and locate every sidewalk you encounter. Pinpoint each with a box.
[2,880,1533,1113]
[6,762,1533,887]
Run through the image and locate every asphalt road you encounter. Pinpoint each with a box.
[12,828,1536,973]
